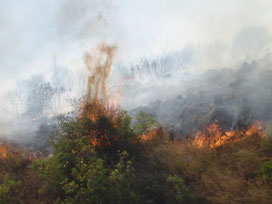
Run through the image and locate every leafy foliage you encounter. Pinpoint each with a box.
[167,175,195,203]
[0,175,21,204]
[134,111,159,135]
[1,107,272,204]
[258,160,272,183]
[34,106,140,204]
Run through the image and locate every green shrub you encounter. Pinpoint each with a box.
[0,175,21,204]
[34,105,140,204]
[167,175,195,204]
[134,111,159,135]
[262,137,272,155]
[258,160,272,183]
[54,108,138,163]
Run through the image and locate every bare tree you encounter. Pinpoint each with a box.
[9,75,55,119]
[128,49,193,84]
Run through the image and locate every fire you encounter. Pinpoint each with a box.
[140,130,158,141]
[108,83,120,111]
[77,97,122,149]
[77,98,122,148]
[193,122,266,148]
[80,44,164,147]
[245,121,266,137]
[79,44,121,147]
[88,138,100,147]
[78,44,120,122]
[0,143,8,159]
[85,45,115,106]
[0,140,41,160]
[87,132,113,148]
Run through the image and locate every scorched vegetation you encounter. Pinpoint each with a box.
[0,100,272,204]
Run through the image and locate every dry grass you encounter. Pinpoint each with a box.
[144,130,272,204]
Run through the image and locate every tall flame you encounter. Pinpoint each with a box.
[0,143,8,159]
[84,45,115,105]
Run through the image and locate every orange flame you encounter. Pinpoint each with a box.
[193,122,266,148]
[0,140,39,160]
[78,44,121,120]
[0,143,8,159]
[77,100,122,148]
[85,45,115,106]
[88,138,100,147]
[139,129,158,142]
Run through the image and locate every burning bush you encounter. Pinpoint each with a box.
[1,43,272,203]
[33,100,142,203]
[75,101,139,162]
[1,104,272,204]
[0,140,44,203]
[134,111,162,142]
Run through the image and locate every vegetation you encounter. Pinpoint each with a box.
[0,102,272,203]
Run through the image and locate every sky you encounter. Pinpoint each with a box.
[0,0,272,101]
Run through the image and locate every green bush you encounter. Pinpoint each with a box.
[134,111,159,135]
[56,108,138,163]
[0,175,21,204]
[34,106,140,204]
[258,160,272,183]
[167,175,195,204]
[262,137,272,155]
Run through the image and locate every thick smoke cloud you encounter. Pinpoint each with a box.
[1,0,272,143]
[117,25,271,110]
[129,54,272,136]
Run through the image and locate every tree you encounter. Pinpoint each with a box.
[9,75,55,119]
[133,111,159,135]
[34,103,140,203]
